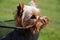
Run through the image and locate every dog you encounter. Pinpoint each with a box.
[1,0,49,40]
[15,0,49,34]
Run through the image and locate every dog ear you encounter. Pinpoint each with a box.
[17,2,24,17]
[32,0,36,3]
[19,2,24,10]
[15,2,24,27]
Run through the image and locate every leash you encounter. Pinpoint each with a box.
[0,20,14,23]
[0,20,33,29]
[0,25,28,29]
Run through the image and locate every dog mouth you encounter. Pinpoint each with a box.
[40,19,46,25]
[40,16,49,26]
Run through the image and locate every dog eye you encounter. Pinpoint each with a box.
[31,15,36,19]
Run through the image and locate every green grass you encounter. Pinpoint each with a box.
[0,0,60,40]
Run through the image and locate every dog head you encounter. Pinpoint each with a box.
[15,0,49,34]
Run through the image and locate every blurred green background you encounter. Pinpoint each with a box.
[0,0,60,40]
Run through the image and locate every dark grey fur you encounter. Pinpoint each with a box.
[1,29,39,40]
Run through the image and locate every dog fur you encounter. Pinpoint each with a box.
[15,0,49,34]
